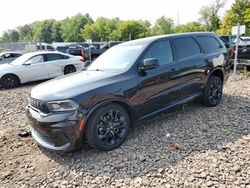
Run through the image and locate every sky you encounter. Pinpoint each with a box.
[0,0,234,35]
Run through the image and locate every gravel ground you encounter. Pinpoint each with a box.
[0,74,249,188]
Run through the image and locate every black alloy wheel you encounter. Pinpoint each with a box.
[202,76,223,107]
[86,104,130,151]
[1,74,20,89]
[64,65,76,75]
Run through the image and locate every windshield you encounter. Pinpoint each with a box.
[10,53,34,65]
[87,45,144,71]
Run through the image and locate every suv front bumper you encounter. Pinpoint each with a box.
[26,105,85,152]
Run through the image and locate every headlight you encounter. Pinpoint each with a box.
[47,100,79,112]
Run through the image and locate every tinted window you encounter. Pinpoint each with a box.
[220,36,229,42]
[61,54,70,59]
[144,40,173,65]
[26,55,44,64]
[46,54,63,61]
[197,36,222,52]
[15,53,22,57]
[174,37,201,60]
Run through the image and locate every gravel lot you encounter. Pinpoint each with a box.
[0,74,249,188]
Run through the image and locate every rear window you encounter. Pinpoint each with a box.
[46,54,63,61]
[197,36,222,52]
[174,37,201,60]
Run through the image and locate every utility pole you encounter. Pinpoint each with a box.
[177,10,180,26]
[233,23,240,78]
[129,33,131,41]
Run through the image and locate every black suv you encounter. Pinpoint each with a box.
[26,32,230,152]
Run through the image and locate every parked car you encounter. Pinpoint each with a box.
[56,46,69,53]
[37,43,55,51]
[220,35,250,60]
[220,35,250,47]
[0,52,23,64]
[84,41,124,61]
[26,32,230,152]
[0,51,84,88]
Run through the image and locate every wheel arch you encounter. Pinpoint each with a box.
[84,99,136,130]
[207,68,224,84]
[1,73,21,83]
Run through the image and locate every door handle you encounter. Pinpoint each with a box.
[170,68,176,72]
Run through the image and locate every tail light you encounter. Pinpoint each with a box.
[81,49,85,62]
[80,58,85,63]
[229,48,234,57]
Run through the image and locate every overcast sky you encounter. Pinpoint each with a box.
[0,0,234,35]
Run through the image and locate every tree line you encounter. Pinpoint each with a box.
[0,0,249,43]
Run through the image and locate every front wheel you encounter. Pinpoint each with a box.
[202,76,223,107]
[86,104,130,151]
[1,74,20,89]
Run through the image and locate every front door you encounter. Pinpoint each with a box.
[20,55,49,83]
[137,40,180,119]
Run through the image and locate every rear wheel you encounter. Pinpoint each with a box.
[202,76,223,107]
[1,74,20,89]
[64,65,76,75]
[86,104,130,151]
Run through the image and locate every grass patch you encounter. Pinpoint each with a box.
[243,66,250,77]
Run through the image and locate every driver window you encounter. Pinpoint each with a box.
[144,40,173,66]
[26,55,44,64]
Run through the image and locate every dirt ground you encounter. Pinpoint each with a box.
[0,74,249,188]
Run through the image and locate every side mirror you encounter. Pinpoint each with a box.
[139,58,159,72]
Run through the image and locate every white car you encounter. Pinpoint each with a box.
[0,51,85,88]
[0,51,23,64]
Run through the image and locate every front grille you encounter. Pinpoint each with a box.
[29,98,50,114]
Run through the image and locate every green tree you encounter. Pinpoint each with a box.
[118,20,149,41]
[61,13,93,42]
[150,16,174,36]
[18,24,33,41]
[217,0,250,34]
[9,30,19,42]
[1,30,19,42]
[199,0,226,31]
[32,20,55,43]
[174,22,206,33]
[51,22,63,42]
[1,31,11,42]
[82,17,121,41]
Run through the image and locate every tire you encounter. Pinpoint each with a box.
[202,76,223,107]
[1,74,20,89]
[64,65,76,75]
[86,104,130,151]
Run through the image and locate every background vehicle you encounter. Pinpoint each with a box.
[56,46,69,53]
[0,51,84,88]
[36,43,55,51]
[220,35,250,59]
[83,41,123,61]
[220,35,250,47]
[0,52,23,64]
[26,32,230,152]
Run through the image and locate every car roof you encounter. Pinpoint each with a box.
[24,51,71,56]
[120,32,217,47]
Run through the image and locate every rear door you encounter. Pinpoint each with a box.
[137,39,180,118]
[172,37,206,99]
[44,53,68,78]
[20,55,49,82]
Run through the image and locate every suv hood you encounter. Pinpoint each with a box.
[30,70,120,101]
